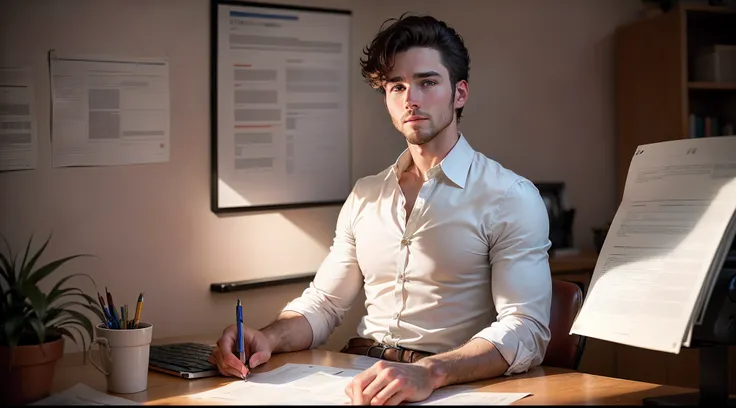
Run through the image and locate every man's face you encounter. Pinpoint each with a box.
[383,47,465,145]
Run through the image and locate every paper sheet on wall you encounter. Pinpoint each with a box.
[570,136,736,354]
[188,363,530,405]
[49,51,170,167]
[0,66,38,171]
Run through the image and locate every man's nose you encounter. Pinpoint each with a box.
[404,86,420,110]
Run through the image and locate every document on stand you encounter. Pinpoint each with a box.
[571,136,736,354]
[188,363,530,405]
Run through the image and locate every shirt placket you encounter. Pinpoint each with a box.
[388,175,438,346]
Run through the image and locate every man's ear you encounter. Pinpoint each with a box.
[454,80,469,109]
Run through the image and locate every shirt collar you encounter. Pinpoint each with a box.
[392,133,474,189]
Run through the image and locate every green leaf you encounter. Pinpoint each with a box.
[46,287,83,306]
[54,326,76,344]
[2,236,19,282]
[27,316,46,345]
[18,234,50,284]
[0,250,14,288]
[56,323,82,348]
[51,309,93,341]
[2,315,23,349]
[48,283,99,310]
[47,274,97,304]
[48,300,105,324]
[57,323,89,363]
[47,292,103,324]
[19,283,48,322]
[27,254,93,287]
[19,233,34,281]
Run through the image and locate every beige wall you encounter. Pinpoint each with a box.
[0,0,641,353]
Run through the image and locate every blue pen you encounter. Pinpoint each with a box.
[103,306,114,328]
[236,299,247,377]
[97,292,113,329]
[106,288,121,329]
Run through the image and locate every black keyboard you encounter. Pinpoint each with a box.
[148,342,219,379]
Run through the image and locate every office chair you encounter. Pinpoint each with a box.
[542,279,587,370]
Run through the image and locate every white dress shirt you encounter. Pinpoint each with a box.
[283,134,552,375]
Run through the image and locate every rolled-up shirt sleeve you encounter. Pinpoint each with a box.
[281,185,364,348]
[471,179,552,375]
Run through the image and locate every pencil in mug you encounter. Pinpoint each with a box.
[133,292,144,329]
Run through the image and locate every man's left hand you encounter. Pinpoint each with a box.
[345,360,435,405]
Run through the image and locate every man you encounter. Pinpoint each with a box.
[209,13,552,406]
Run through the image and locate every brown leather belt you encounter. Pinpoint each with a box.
[340,337,434,364]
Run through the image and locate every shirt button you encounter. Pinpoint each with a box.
[401,239,410,246]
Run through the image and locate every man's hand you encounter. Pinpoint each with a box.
[208,323,273,378]
[345,360,436,405]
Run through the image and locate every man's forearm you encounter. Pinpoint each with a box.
[416,338,510,389]
[260,311,313,353]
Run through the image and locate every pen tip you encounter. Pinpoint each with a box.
[237,298,241,305]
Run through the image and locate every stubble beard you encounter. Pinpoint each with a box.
[401,106,454,146]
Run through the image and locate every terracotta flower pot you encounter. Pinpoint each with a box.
[0,337,64,405]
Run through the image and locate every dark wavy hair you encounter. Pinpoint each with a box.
[360,13,471,120]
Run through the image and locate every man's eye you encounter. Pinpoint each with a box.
[391,84,405,92]
[422,80,436,86]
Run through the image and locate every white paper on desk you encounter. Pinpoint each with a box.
[571,136,736,354]
[30,382,139,405]
[49,51,170,167]
[0,66,38,171]
[244,362,362,385]
[408,385,530,405]
[189,363,530,405]
[188,363,360,405]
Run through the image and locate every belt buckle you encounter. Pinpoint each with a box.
[367,344,388,360]
[393,344,407,363]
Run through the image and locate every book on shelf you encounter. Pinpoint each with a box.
[689,113,735,138]
[571,135,736,354]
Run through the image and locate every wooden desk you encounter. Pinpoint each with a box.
[52,336,694,405]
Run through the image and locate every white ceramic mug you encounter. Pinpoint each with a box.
[89,322,153,394]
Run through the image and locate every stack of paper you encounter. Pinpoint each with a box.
[571,136,736,353]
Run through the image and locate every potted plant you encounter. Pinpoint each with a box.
[0,234,104,405]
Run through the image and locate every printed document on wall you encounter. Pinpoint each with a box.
[49,52,170,167]
[0,66,38,171]
[570,136,736,354]
[214,4,351,209]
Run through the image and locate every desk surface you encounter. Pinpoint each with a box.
[52,335,694,405]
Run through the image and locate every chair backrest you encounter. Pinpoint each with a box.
[542,279,586,370]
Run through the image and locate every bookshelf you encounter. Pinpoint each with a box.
[614,3,736,199]
[600,2,736,391]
